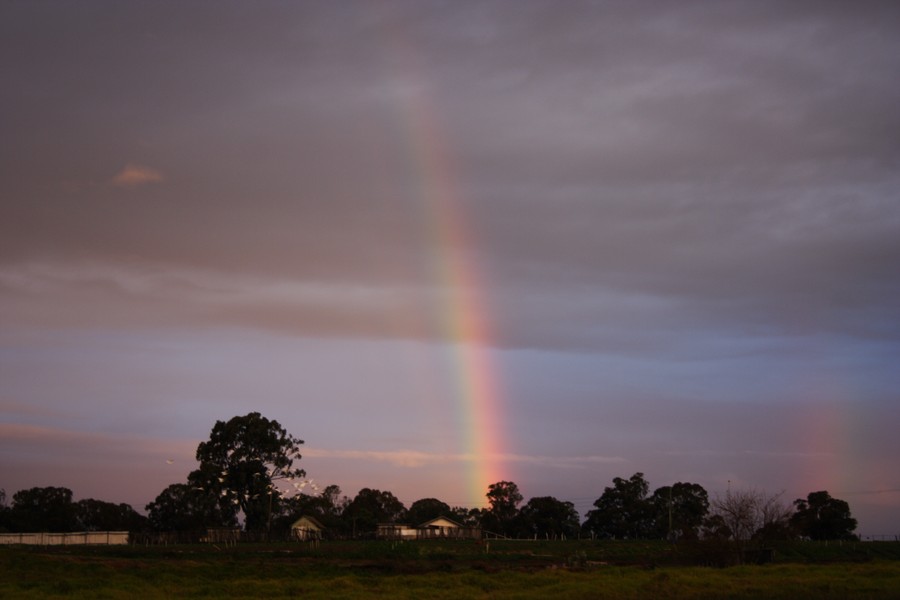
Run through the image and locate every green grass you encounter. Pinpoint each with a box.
[2,541,900,599]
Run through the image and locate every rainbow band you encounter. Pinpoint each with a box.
[403,84,508,507]
[375,11,509,506]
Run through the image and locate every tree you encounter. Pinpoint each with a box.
[483,481,523,537]
[519,496,580,539]
[407,498,451,526]
[74,499,147,532]
[753,491,795,542]
[791,491,857,540]
[192,412,305,532]
[0,489,8,532]
[290,483,346,521]
[648,482,709,540]
[583,473,653,539]
[8,487,77,532]
[146,483,237,532]
[449,506,482,527]
[709,488,762,542]
[709,487,795,543]
[342,488,406,537]
[276,483,347,535]
[319,484,347,517]
[700,513,732,540]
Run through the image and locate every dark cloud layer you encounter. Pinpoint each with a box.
[3,1,898,351]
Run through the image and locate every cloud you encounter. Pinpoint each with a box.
[0,399,65,419]
[0,259,438,340]
[663,449,834,460]
[0,422,196,462]
[304,447,624,469]
[110,164,164,188]
[3,1,899,354]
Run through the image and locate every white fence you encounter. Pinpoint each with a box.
[0,531,130,546]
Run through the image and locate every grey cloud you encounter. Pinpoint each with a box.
[2,0,899,353]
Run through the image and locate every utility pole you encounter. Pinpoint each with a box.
[668,486,673,541]
[267,490,273,536]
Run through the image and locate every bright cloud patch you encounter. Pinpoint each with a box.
[110,164,165,188]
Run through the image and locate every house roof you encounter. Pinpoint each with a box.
[290,515,324,530]
[418,516,465,529]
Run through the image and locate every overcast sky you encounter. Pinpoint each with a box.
[2,1,899,535]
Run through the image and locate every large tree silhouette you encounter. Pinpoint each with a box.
[791,490,857,540]
[7,487,77,532]
[343,488,406,536]
[648,482,709,540]
[583,473,653,539]
[191,412,305,532]
[406,497,451,525]
[146,483,236,532]
[519,496,580,539]
[482,481,523,536]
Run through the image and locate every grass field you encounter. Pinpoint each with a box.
[2,540,900,599]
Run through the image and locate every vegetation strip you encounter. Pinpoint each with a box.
[3,541,900,599]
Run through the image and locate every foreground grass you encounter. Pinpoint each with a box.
[2,542,900,599]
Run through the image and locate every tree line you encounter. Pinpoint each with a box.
[1,413,858,542]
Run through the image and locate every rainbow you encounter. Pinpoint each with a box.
[792,363,858,497]
[398,74,509,508]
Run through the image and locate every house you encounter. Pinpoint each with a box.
[416,516,481,540]
[376,523,418,540]
[374,515,483,541]
[291,515,325,541]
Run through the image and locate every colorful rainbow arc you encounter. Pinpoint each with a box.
[402,88,509,507]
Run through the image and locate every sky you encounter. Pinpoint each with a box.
[1,1,899,535]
